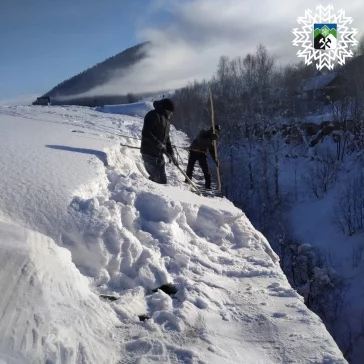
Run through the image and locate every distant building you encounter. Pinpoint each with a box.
[33,96,51,106]
[296,71,345,103]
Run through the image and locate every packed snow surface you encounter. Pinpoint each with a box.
[0,104,347,363]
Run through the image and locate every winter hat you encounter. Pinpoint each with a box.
[161,98,175,112]
[211,125,221,133]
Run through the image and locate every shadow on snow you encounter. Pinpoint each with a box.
[45,145,108,166]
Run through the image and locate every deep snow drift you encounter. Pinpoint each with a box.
[0,104,347,363]
[0,222,120,364]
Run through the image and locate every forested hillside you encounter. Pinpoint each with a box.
[171,41,364,363]
[34,42,150,106]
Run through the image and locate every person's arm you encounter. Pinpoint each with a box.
[166,136,174,156]
[199,130,211,140]
[209,144,220,166]
[208,129,220,164]
[166,135,179,165]
[209,144,217,162]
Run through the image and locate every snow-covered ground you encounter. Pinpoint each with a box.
[0,222,120,364]
[0,104,347,363]
[95,101,154,118]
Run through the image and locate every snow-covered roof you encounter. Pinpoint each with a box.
[306,112,335,124]
[302,72,338,91]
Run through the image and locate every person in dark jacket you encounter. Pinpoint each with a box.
[185,125,220,189]
[140,98,178,184]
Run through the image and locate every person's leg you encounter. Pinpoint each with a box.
[157,156,167,184]
[142,154,160,182]
[185,152,198,181]
[198,155,212,188]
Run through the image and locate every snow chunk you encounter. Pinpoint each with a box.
[135,192,183,223]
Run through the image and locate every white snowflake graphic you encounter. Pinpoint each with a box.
[292,4,358,70]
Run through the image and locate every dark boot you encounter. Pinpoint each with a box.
[205,182,212,190]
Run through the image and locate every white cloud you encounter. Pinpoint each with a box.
[0,94,39,106]
[68,0,364,98]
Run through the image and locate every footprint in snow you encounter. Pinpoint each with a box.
[272,312,288,318]
[220,310,230,321]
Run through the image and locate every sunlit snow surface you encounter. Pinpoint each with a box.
[0,104,346,363]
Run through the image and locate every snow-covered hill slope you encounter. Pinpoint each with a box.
[95,101,154,118]
[0,105,347,363]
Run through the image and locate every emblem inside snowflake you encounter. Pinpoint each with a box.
[292,5,358,70]
[321,26,330,37]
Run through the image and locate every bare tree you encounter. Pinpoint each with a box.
[333,172,364,235]
[355,32,364,56]
[301,151,339,198]
[352,241,364,268]
[126,92,136,103]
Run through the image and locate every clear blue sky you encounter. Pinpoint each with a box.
[0,0,155,100]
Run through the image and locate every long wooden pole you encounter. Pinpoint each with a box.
[209,87,222,191]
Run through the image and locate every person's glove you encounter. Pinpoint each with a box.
[169,154,179,166]
[158,143,167,154]
[211,133,219,141]
[214,158,220,168]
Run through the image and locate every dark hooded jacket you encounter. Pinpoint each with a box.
[189,128,219,161]
[140,100,174,157]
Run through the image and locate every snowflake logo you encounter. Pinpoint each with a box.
[292,4,358,70]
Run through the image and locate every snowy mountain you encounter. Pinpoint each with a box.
[34,42,151,107]
[0,104,347,363]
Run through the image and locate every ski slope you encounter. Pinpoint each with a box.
[0,104,347,363]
